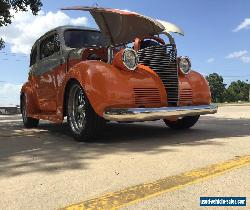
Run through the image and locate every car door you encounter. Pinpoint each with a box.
[28,44,41,111]
[34,32,62,112]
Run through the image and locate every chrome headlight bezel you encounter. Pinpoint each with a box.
[179,56,191,74]
[122,48,139,71]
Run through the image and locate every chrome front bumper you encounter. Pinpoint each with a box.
[103,104,218,122]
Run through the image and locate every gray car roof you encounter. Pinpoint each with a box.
[40,25,99,40]
[47,25,99,34]
[31,25,99,51]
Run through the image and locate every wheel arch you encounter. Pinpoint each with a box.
[60,61,117,118]
[20,83,40,115]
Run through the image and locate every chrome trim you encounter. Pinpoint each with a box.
[103,104,218,122]
[137,44,178,105]
[108,46,114,64]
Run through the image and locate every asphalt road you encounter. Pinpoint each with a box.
[0,105,249,210]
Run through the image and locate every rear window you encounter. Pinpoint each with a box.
[64,30,107,48]
[40,33,60,59]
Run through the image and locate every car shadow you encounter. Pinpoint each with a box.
[0,116,249,177]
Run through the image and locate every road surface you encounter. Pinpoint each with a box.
[0,105,249,210]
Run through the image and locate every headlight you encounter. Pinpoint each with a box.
[179,56,191,74]
[122,48,138,71]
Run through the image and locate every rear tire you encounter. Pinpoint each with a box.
[21,95,39,128]
[66,82,105,141]
[164,115,200,129]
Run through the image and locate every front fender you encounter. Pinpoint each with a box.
[182,70,211,105]
[61,61,167,117]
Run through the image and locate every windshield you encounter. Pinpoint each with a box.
[64,29,107,48]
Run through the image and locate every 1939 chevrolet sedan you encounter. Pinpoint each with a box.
[21,6,218,141]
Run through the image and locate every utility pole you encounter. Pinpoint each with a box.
[246,79,250,101]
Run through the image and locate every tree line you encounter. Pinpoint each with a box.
[206,73,250,103]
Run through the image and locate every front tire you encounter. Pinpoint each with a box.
[66,82,105,141]
[21,95,39,128]
[164,115,200,129]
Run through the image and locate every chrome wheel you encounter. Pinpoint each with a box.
[68,84,86,134]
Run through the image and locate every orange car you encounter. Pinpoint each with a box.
[20,7,217,141]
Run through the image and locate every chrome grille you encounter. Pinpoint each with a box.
[134,88,161,106]
[137,44,179,105]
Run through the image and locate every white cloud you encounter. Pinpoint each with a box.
[0,83,22,106]
[207,58,215,63]
[225,50,248,59]
[233,18,250,32]
[225,50,250,64]
[0,10,88,54]
[69,17,89,26]
[240,56,250,63]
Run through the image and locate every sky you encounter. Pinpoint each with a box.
[0,0,250,106]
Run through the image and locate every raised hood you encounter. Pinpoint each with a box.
[157,19,184,36]
[62,6,184,45]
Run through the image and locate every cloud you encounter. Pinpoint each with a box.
[225,50,248,59]
[0,10,88,54]
[207,58,215,63]
[0,83,22,106]
[225,50,250,63]
[233,18,250,32]
[240,56,250,63]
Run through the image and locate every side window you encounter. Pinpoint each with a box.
[40,33,60,59]
[30,45,37,66]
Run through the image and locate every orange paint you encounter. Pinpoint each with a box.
[21,39,211,123]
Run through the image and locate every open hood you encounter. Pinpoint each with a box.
[156,19,184,36]
[62,6,184,45]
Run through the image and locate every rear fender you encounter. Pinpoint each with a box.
[21,82,40,116]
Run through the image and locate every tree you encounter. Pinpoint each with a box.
[224,80,249,102]
[0,0,42,49]
[0,38,4,50]
[206,73,226,103]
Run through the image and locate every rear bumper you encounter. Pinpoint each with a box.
[103,104,218,122]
